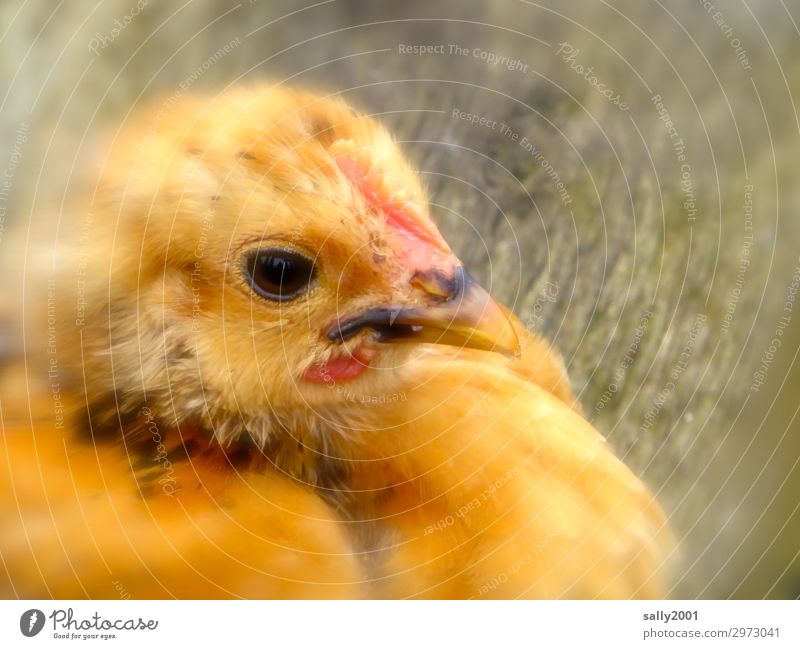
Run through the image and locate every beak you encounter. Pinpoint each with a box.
[328,267,520,357]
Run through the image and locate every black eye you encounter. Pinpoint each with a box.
[243,248,316,301]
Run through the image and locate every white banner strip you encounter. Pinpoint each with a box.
[0,600,797,648]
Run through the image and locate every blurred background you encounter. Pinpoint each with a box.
[0,0,798,598]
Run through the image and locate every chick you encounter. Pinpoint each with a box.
[1,84,670,598]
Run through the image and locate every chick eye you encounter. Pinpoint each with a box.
[243,248,316,301]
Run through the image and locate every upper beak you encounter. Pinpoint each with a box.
[328,267,520,357]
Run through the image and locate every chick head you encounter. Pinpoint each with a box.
[78,85,518,443]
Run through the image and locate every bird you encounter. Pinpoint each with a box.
[0,84,672,598]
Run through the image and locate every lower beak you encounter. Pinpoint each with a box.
[328,267,520,357]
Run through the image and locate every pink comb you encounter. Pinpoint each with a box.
[329,139,451,254]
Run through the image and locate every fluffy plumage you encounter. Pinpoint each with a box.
[0,84,671,598]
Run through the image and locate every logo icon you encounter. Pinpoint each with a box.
[20,609,45,637]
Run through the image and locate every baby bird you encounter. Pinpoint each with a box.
[0,85,671,598]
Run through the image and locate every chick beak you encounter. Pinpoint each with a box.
[328,267,521,357]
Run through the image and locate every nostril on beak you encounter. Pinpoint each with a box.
[411,266,469,302]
